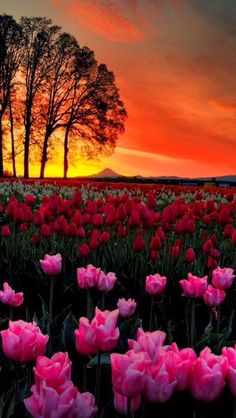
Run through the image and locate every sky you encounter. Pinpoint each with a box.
[1,0,236,177]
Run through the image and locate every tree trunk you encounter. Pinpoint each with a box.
[63,125,70,179]
[0,116,4,177]
[9,98,16,177]
[40,128,51,179]
[23,99,32,178]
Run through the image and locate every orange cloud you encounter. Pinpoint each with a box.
[209,99,236,113]
[53,0,145,42]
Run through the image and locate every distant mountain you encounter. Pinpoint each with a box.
[90,168,123,178]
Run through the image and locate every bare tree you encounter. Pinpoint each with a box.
[62,61,127,178]
[20,17,60,178]
[39,32,79,178]
[0,14,22,177]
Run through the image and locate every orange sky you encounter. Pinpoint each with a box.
[1,0,236,177]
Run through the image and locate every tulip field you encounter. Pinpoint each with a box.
[0,179,236,418]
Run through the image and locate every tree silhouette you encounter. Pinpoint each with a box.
[0,14,22,177]
[20,17,60,178]
[0,15,127,178]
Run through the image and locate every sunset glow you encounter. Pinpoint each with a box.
[0,0,235,177]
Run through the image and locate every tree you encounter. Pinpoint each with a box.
[0,14,127,178]
[62,58,127,178]
[0,14,22,177]
[39,32,80,178]
[20,17,60,178]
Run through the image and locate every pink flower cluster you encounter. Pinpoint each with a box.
[75,308,119,355]
[0,320,48,362]
[24,352,97,418]
[180,266,235,307]
[111,327,236,414]
[0,282,23,307]
[77,264,117,292]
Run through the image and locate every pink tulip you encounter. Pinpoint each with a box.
[34,352,72,392]
[128,328,166,363]
[212,266,235,290]
[117,298,137,318]
[77,264,100,289]
[190,347,228,401]
[145,273,167,296]
[161,343,197,391]
[144,359,177,403]
[0,282,23,307]
[111,351,149,398]
[0,320,48,362]
[97,271,117,292]
[24,380,77,418]
[222,345,236,396]
[40,253,62,275]
[179,273,208,298]
[203,285,226,307]
[75,317,97,356]
[91,308,119,352]
[73,391,97,418]
[113,391,141,415]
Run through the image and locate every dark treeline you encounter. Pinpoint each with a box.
[0,14,127,178]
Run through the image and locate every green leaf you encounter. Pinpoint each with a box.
[61,311,78,351]
[87,352,110,367]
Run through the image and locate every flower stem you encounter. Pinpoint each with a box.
[149,296,154,331]
[49,277,54,324]
[127,397,131,418]
[87,290,91,320]
[216,305,221,333]
[233,396,236,418]
[190,298,196,347]
[95,349,101,406]
[101,293,105,310]
[9,306,13,321]
[15,361,19,406]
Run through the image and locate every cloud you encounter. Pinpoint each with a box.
[53,0,145,42]
[209,99,236,113]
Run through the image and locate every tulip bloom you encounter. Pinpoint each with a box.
[145,273,167,296]
[185,248,195,263]
[73,391,97,418]
[1,225,11,237]
[0,320,48,362]
[190,347,228,401]
[24,380,77,418]
[144,360,177,403]
[222,345,236,397]
[77,264,100,289]
[203,285,226,307]
[92,308,119,352]
[128,328,166,363]
[212,266,235,290]
[117,298,137,318]
[97,271,117,292]
[40,253,62,276]
[0,282,23,307]
[75,317,97,356]
[113,391,141,415]
[75,308,119,355]
[180,273,208,298]
[111,351,148,398]
[34,352,72,393]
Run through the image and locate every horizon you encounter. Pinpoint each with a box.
[0,1,235,177]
